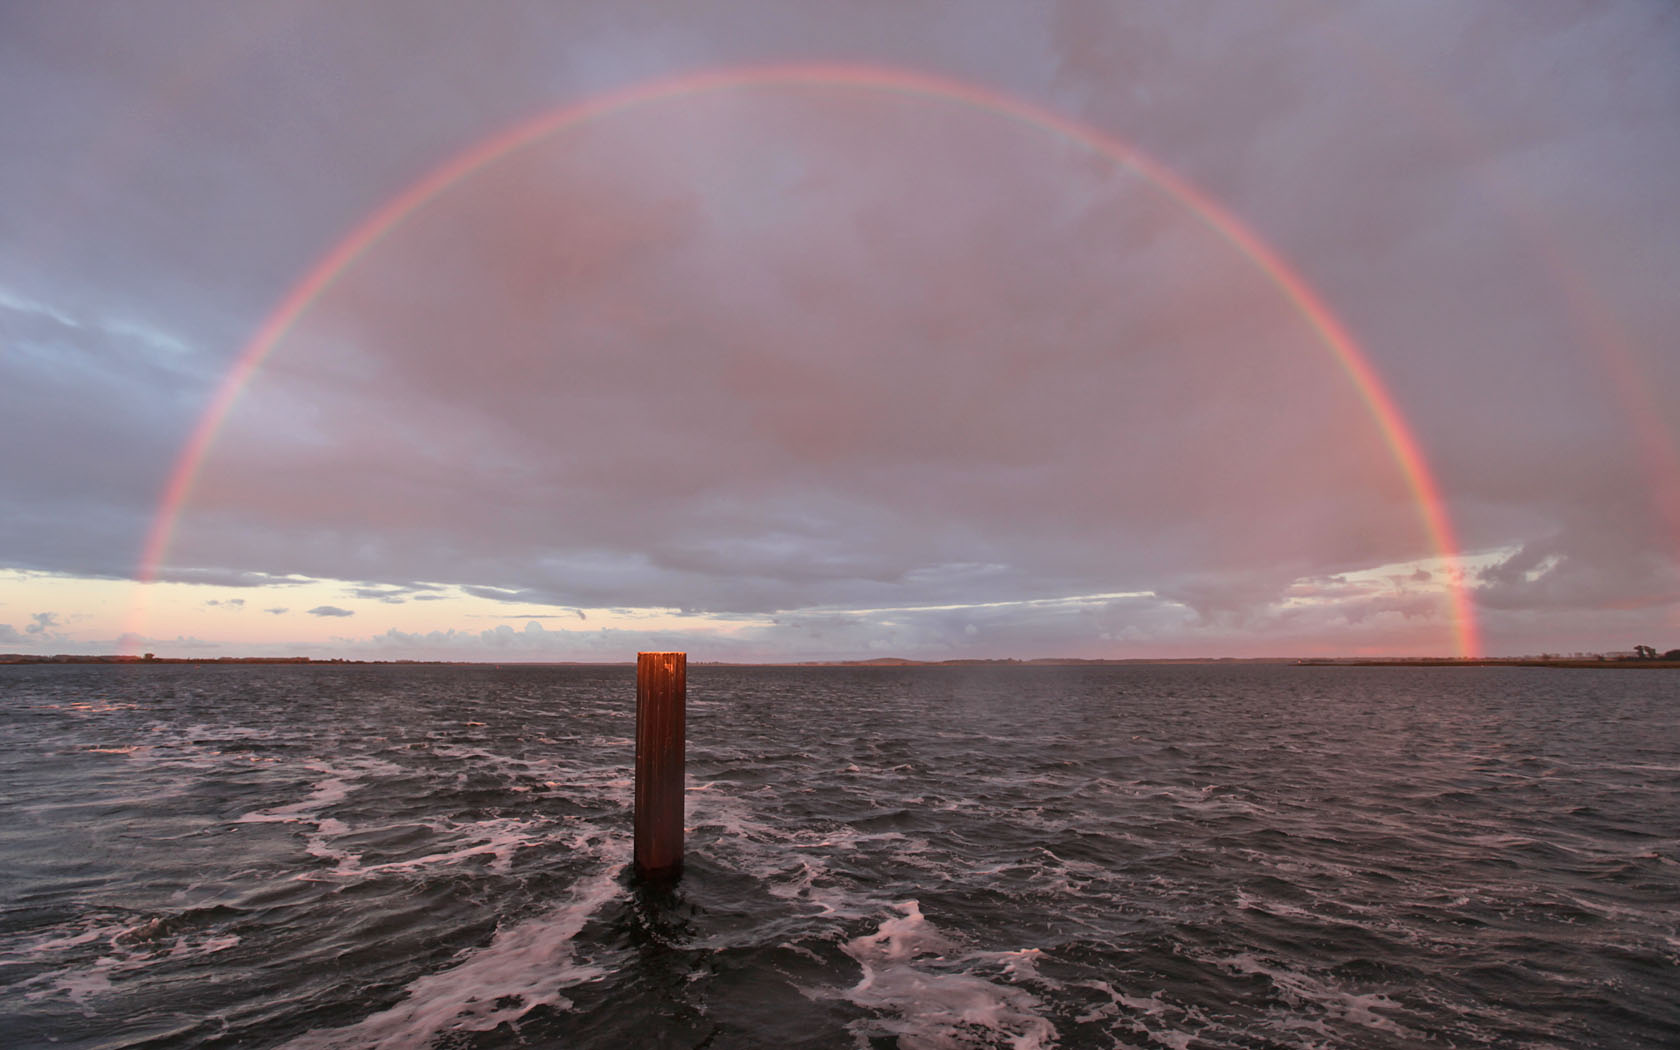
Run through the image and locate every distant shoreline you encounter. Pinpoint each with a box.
[3,654,1676,669]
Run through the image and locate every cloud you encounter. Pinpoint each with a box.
[151,569,314,588]
[0,289,212,582]
[348,582,445,603]
[265,607,289,615]
[460,585,541,604]
[177,93,1427,623]
[368,626,468,649]
[1,3,1676,657]
[26,611,58,635]
[306,605,355,617]
[480,620,547,647]
[1476,541,1680,614]
[0,624,25,644]
[205,597,246,608]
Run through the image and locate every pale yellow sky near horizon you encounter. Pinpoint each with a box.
[0,549,1503,660]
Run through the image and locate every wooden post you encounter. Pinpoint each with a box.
[634,651,686,882]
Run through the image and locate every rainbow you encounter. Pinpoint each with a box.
[133,62,1481,657]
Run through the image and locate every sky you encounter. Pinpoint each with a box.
[2,1,1678,662]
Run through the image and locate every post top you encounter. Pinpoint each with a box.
[638,651,686,657]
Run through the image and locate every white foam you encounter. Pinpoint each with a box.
[279,853,625,1050]
[840,901,1057,1050]
[1216,951,1415,1040]
[26,923,117,953]
[1071,981,1210,1050]
[231,758,417,878]
[969,948,1055,987]
[683,787,918,919]
[17,920,242,1007]
[301,818,361,873]
[173,934,240,956]
[32,959,117,1005]
[236,771,357,824]
[343,817,541,878]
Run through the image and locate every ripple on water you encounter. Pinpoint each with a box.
[2,663,1679,1048]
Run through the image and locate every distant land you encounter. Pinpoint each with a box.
[3,654,1677,669]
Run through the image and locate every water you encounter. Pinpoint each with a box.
[2,663,1677,1049]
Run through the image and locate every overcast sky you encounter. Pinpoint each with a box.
[3,1,1677,661]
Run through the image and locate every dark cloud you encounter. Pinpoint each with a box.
[180,90,1420,627]
[346,582,444,603]
[306,605,354,618]
[151,569,314,588]
[459,585,538,604]
[0,294,210,580]
[1476,534,1680,615]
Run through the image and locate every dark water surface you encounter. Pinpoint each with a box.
[3,663,1677,1048]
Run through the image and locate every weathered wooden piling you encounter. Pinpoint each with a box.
[634,651,686,882]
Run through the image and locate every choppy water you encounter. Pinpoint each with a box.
[2,663,1677,1049]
